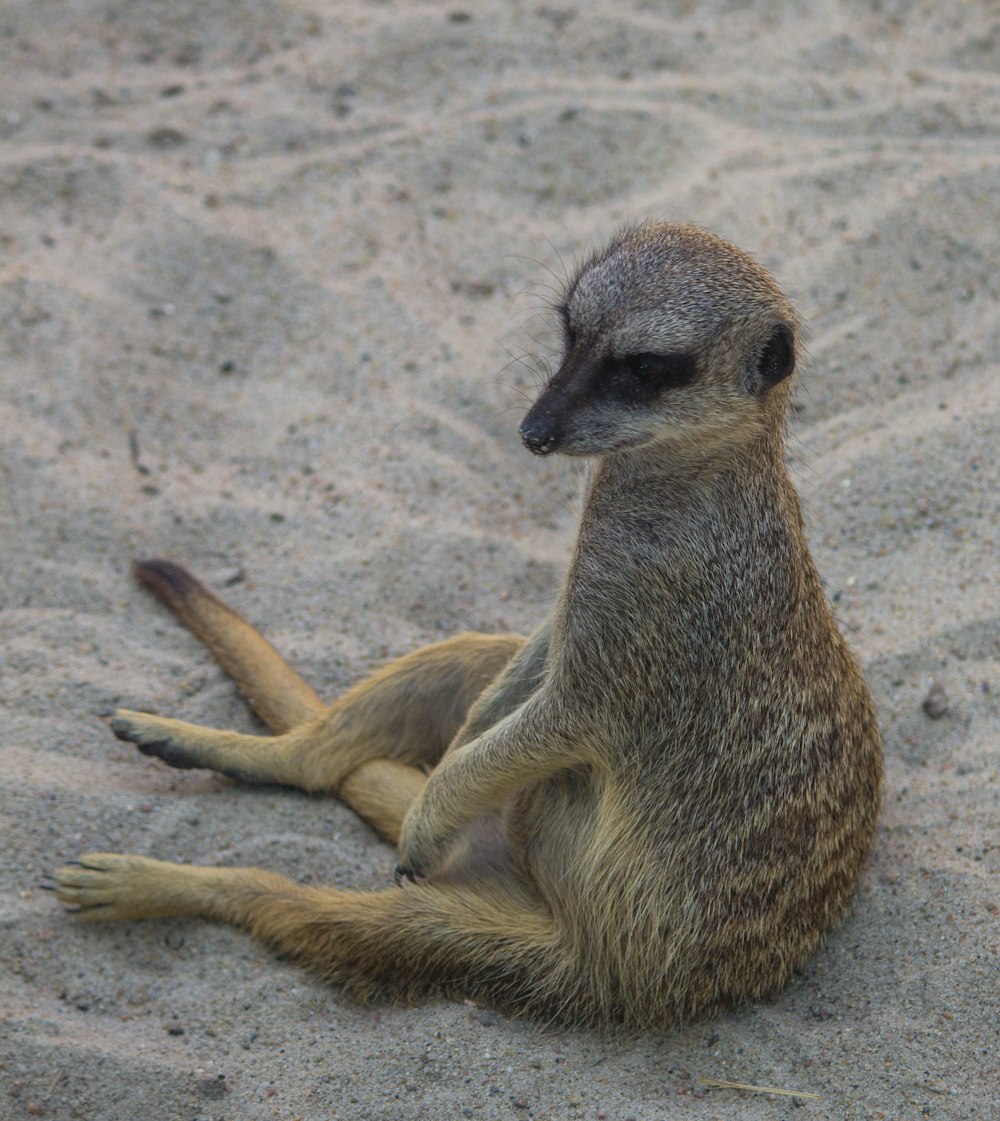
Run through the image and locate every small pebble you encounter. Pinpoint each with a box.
[147,126,186,148]
[922,682,949,719]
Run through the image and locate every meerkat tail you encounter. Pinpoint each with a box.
[131,559,324,733]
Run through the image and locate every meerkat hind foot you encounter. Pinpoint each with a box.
[53,853,193,922]
[108,708,294,785]
[109,709,208,769]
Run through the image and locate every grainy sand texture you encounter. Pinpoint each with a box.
[1,2,997,1119]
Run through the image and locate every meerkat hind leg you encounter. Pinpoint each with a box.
[338,760,429,843]
[110,708,426,842]
[54,853,564,1013]
[123,558,525,839]
[108,709,304,785]
[112,631,524,789]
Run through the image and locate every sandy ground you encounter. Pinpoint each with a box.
[1,2,997,1118]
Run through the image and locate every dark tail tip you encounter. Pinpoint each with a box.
[132,558,201,608]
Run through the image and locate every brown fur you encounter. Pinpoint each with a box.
[54,222,883,1029]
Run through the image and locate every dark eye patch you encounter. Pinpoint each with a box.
[599,351,697,405]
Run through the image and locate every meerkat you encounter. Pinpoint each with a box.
[51,222,883,1029]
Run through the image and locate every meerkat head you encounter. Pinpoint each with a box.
[519,222,800,459]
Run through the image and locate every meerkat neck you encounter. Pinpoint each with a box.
[584,421,792,530]
[548,426,820,702]
[558,424,814,637]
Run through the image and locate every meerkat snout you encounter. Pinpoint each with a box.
[519,348,699,456]
[519,222,800,459]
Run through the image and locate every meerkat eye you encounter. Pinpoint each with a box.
[598,351,697,406]
[623,352,697,389]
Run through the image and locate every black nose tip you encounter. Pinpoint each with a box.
[518,414,561,456]
[519,424,558,456]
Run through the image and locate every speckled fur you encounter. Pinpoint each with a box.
[54,222,882,1029]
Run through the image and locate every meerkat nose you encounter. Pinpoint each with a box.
[518,417,560,456]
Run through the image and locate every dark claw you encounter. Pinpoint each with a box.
[109,717,138,742]
[135,739,200,770]
[63,902,110,915]
[108,717,201,770]
[394,864,418,886]
[221,767,258,783]
[38,878,56,892]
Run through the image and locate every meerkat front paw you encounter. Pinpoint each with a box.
[397,808,452,882]
[108,709,203,769]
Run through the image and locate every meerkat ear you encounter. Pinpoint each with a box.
[745,323,795,394]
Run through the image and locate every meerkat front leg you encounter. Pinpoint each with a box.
[329,624,554,843]
[397,693,586,878]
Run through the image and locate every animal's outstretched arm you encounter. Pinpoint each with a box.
[397,686,584,878]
